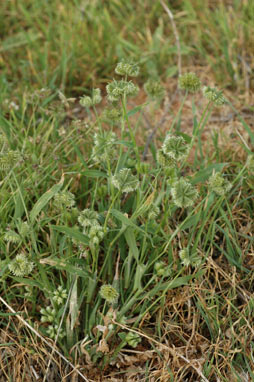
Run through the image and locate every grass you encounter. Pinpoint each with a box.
[0,1,254,381]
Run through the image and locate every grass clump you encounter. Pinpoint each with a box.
[1,57,254,382]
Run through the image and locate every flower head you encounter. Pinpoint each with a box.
[4,230,21,244]
[162,135,190,161]
[203,86,225,106]
[208,172,232,195]
[53,191,76,210]
[92,131,117,162]
[46,325,65,340]
[8,253,34,277]
[125,332,141,348]
[103,107,122,125]
[80,88,102,108]
[115,60,140,77]
[100,284,119,304]
[179,73,201,93]
[156,149,176,168]
[52,286,68,305]
[144,79,165,100]
[106,79,139,102]
[111,168,139,193]
[78,209,99,228]
[179,248,201,267]
[171,178,198,208]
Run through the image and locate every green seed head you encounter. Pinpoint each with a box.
[100,284,119,304]
[208,172,232,195]
[8,253,34,277]
[203,86,226,106]
[162,135,190,161]
[179,72,201,93]
[115,60,140,77]
[171,178,198,208]
[111,168,139,193]
[144,79,165,100]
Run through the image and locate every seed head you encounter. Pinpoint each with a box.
[78,209,99,228]
[53,191,76,210]
[52,286,68,305]
[144,79,165,100]
[111,168,139,193]
[80,88,102,108]
[115,60,140,77]
[100,284,119,304]
[179,73,201,93]
[162,135,190,161]
[8,253,34,277]
[4,230,21,244]
[106,79,139,102]
[125,332,141,348]
[208,172,232,195]
[171,178,198,208]
[203,86,226,106]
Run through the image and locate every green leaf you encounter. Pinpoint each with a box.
[192,163,227,184]
[51,225,89,246]
[111,209,148,236]
[124,227,139,262]
[30,175,64,222]
[127,105,143,117]
[81,170,107,178]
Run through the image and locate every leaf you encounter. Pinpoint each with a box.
[111,209,148,236]
[81,170,107,178]
[39,257,89,278]
[191,163,228,184]
[127,105,143,117]
[30,174,64,222]
[124,227,139,262]
[51,225,89,246]
[69,278,79,330]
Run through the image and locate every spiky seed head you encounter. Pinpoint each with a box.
[53,191,76,210]
[144,79,165,100]
[106,79,139,102]
[125,332,141,348]
[162,135,190,161]
[111,168,139,193]
[171,178,198,208]
[52,286,68,305]
[202,86,226,106]
[115,60,140,77]
[208,172,232,195]
[179,248,201,267]
[179,73,201,93]
[78,209,99,227]
[103,107,122,125]
[4,230,21,244]
[92,131,117,162]
[100,284,119,304]
[156,149,177,168]
[8,253,34,277]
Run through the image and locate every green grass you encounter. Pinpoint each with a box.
[0,1,254,381]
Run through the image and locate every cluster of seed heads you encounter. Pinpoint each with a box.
[125,332,141,348]
[162,135,190,161]
[52,286,68,305]
[179,72,201,93]
[99,284,119,304]
[115,60,140,77]
[144,79,165,100]
[80,88,102,108]
[8,253,34,277]
[92,131,117,163]
[53,191,76,210]
[179,248,202,267]
[171,178,198,208]
[111,168,139,193]
[78,208,105,247]
[208,172,232,195]
[106,79,139,103]
[203,86,226,106]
